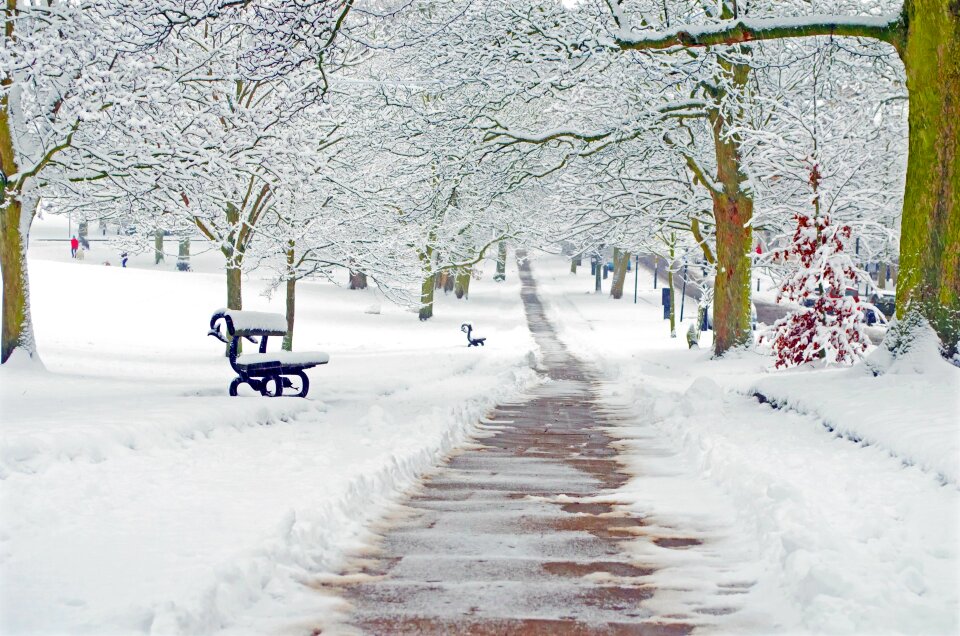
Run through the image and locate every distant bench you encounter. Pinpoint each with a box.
[208,309,329,398]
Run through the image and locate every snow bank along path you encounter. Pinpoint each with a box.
[532,254,959,635]
[317,257,747,634]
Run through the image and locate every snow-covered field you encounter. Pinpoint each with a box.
[0,217,536,635]
[532,253,960,634]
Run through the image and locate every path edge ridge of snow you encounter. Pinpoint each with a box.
[746,387,956,489]
[149,364,542,636]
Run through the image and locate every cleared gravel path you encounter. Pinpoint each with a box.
[324,259,696,635]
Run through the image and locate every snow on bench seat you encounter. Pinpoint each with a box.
[216,309,288,335]
[235,351,330,369]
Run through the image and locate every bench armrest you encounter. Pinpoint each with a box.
[208,327,230,344]
[209,313,258,344]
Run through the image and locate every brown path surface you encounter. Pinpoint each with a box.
[323,259,694,635]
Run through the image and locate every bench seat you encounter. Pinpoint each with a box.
[235,350,330,372]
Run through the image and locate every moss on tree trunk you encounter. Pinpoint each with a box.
[0,197,35,363]
[283,245,296,351]
[896,0,960,354]
[419,274,436,320]
[226,264,242,311]
[419,245,436,321]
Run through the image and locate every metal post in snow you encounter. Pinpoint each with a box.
[653,257,658,289]
[680,263,688,321]
[594,252,602,293]
[634,255,639,304]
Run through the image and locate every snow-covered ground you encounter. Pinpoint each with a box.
[0,216,537,635]
[4,221,957,635]
[532,253,959,634]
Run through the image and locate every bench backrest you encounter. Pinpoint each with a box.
[211,309,287,338]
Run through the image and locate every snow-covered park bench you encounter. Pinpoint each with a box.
[208,309,329,398]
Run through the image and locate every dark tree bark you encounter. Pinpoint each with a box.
[610,249,632,299]
[154,229,164,264]
[177,237,190,271]
[494,241,507,281]
[455,270,471,299]
[348,270,367,289]
[0,197,35,363]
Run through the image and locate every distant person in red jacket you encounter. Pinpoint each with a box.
[70,236,79,258]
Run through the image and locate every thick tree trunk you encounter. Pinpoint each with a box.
[226,265,242,311]
[594,256,602,292]
[436,270,451,292]
[349,270,367,289]
[878,262,887,290]
[610,249,631,299]
[154,230,164,264]
[896,0,960,355]
[712,193,754,353]
[419,274,435,320]
[454,270,471,299]
[0,197,39,363]
[494,241,507,281]
[419,246,435,321]
[710,57,754,356]
[177,237,190,271]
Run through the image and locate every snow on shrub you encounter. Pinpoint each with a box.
[762,169,867,368]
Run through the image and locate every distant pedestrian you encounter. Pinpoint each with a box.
[70,236,79,258]
[120,252,128,268]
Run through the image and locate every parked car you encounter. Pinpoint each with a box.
[603,260,632,274]
[802,287,862,308]
[861,301,890,344]
[860,301,889,327]
[868,289,896,318]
